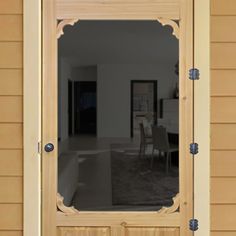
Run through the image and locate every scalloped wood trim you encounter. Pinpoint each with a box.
[57,193,79,215]
[57,18,179,40]
[157,193,180,214]
[57,19,79,39]
[157,18,179,39]
[56,17,179,217]
[56,192,179,216]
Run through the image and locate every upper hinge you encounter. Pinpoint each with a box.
[190,143,199,155]
[189,68,200,80]
[189,219,199,231]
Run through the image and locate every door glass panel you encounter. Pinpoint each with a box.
[58,20,179,211]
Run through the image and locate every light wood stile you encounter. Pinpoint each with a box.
[42,0,58,236]
[23,0,41,236]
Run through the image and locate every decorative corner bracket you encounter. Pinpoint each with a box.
[157,18,179,40]
[57,193,79,215]
[57,19,80,39]
[157,193,180,214]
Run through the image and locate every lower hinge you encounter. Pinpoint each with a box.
[189,68,200,80]
[189,219,199,231]
[190,143,199,155]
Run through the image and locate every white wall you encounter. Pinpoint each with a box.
[72,66,97,82]
[58,62,177,139]
[97,64,177,138]
[58,58,72,141]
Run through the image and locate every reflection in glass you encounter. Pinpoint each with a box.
[58,20,179,211]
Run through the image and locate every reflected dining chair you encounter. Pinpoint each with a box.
[139,123,152,158]
[151,126,178,173]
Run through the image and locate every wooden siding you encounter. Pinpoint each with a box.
[0,1,23,236]
[211,0,236,235]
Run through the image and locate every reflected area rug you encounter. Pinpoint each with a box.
[111,149,179,207]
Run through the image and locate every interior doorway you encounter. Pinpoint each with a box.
[68,80,73,136]
[131,80,158,138]
[74,81,97,135]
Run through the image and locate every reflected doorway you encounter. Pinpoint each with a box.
[131,80,158,138]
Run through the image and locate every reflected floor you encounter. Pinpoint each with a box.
[58,136,179,211]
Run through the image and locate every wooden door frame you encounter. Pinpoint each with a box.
[46,2,192,234]
[23,0,210,236]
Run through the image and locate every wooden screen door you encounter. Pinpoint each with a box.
[42,0,194,236]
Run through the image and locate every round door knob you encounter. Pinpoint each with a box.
[44,143,54,152]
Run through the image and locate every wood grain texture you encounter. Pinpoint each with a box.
[0,0,24,234]
[211,177,236,203]
[0,150,22,176]
[0,177,22,203]
[58,227,110,236]
[0,204,22,230]
[211,0,236,15]
[125,227,179,236]
[211,0,236,234]
[56,0,180,20]
[0,97,22,123]
[0,15,22,41]
[211,97,236,123]
[211,43,236,69]
[57,212,180,227]
[0,124,22,149]
[211,16,236,42]
[211,151,236,176]
[211,205,236,230]
[211,233,236,236]
[178,0,194,235]
[0,70,23,95]
[0,42,22,69]
[211,70,236,96]
[0,232,23,236]
[0,0,23,14]
[211,124,236,150]
[42,0,57,235]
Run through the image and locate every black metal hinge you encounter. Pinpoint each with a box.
[189,68,200,80]
[190,143,199,155]
[189,219,199,231]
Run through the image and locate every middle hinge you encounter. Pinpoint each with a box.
[190,143,199,155]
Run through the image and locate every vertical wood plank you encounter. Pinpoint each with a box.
[194,1,210,236]
[23,1,41,236]
[42,0,57,235]
[179,0,194,235]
